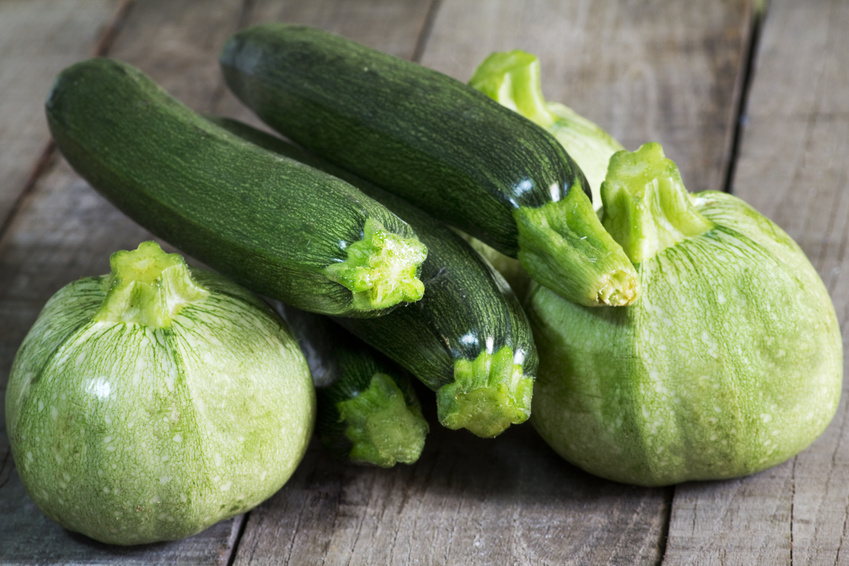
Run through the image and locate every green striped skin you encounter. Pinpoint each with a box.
[212,118,537,438]
[6,243,316,545]
[45,58,427,318]
[276,303,428,467]
[219,24,638,308]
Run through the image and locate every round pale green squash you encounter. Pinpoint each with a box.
[528,143,843,486]
[5,242,316,545]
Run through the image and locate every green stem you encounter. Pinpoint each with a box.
[94,241,208,328]
[601,143,715,264]
[469,50,555,129]
[323,217,427,311]
[514,193,639,307]
[437,346,534,438]
[337,372,429,467]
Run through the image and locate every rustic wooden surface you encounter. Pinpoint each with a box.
[0,0,845,564]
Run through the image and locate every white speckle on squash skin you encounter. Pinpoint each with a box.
[6,271,316,546]
[529,191,843,486]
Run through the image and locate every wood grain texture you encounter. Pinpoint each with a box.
[662,465,794,565]
[0,0,116,225]
[233,416,669,566]
[419,0,753,193]
[663,0,849,564]
[0,2,117,545]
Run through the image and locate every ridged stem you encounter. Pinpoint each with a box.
[469,50,555,129]
[470,50,624,208]
[94,241,208,328]
[601,143,715,264]
[514,194,639,307]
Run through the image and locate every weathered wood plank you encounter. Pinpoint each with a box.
[663,0,849,564]
[0,0,116,227]
[420,0,753,193]
[0,4,118,556]
[105,0,243,101]
[662,465,794,565]
[235,411,670,566]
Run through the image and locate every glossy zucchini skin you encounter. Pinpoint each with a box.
[275,302,428,468]
[219,24,581,255]
[219,24,639,308]
[45,57,426,318]
[213,117,538,438]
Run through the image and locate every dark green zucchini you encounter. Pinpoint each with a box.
[211,116,537,438]
[45,57,428,318]
[219,23,638,307]
[274,302,428,467]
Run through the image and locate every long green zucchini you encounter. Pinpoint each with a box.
[218,24,638,308]
[212,116,537,438]
[275,302,428,467]
[45,57,427,318]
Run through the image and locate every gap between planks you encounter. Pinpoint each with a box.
[722,1,767,194]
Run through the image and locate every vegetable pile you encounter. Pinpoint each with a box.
[5,22,842,545]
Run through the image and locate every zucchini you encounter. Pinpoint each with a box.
[45,57,428,318]
[212,117,537,438]
[275,302,428,468]
[219,23,638,307]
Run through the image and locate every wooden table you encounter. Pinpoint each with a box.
[1,0,846,563]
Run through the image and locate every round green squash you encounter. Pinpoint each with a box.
[528,143,843,486]
[5,242,316,545]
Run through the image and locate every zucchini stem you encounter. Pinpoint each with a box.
[337,372,429,467]
[601,143,715,264]
[514,194,639,307]
[469,51,638,306]
[469,50,555,129]
[323,218,427,311]
[437,346,534,438]
[94,241,208,328]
